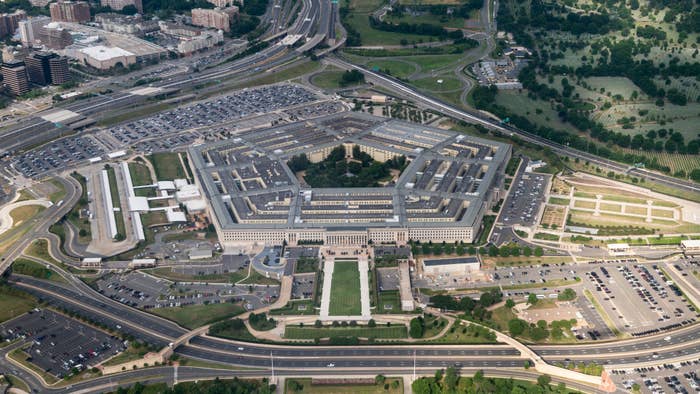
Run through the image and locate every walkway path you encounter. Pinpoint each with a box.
[358,255,371,318]
[319,259,333,318]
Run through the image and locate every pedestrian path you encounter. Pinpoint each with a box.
[358,256,371,318]
[319,259,334,318]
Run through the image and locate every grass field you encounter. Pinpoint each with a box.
[25,239,60,265]
[310,71,353,89]
[128,161,153,186]
[146,266,247,284]
[540,205,566,228]
[366,59,416,79]
[573,200,596,210]
[269,300,317,316]
[534,232,559,241]
[9,205,45,227]
[286,378,403,394]
[329,260,362,316]
[412,76,463,92]
[102,345,148,366]
[106,167,126,238]
[377,290,401,313]
[548,197,569,206]
[68,172,91,244]
[12,258,67,284]
[149,302,245,329]
[0,287,35,323]
[623,206,649,216]
[599,202,622,213]
[148,152,186,181]
[284,325,407,339]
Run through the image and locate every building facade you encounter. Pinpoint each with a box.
[0,10,27,39]
[100,0,144,13]
[37,23,74,49]
[191,7,238,32]
[50,1,91,23]
[18,16,51,45]
[49,56,70,85]
[2,60,30,95]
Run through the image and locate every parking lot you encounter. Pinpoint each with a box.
[612,359,700,394]
[171,254,249,276]
[581,262,697,336]
[105,84,319,147]
[377,267,400,291]
[96,271,277,310]
[292,273,316,299]
[12,135,105,178]
[499,169,549,227]
[0,309,124,379]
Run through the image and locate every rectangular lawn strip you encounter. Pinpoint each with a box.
[573,200,596,210]
[149,302,245,329]
[601,194,649,205]
[599,202,622,212]
[651,208,674,218]
[533,233,560,241]
[648,236,684,245]
[285,378,403,394]
[68,172,91,243]
[548,197,570,205]
[145,267,246,283]
[148,152,186,181]
[269,300,317,316]
[623,205,649,216]
[106,167,126,238]
[377,290,401,313]
[328,260,362,316]
[0,286,36,323]
[284,325,407,339]
[12,258,67,284]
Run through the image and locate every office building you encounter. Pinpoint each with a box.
[2,60,30,95]
[48,56,70,85]
[38,23,74,49]
[25,52,54,85]
[191,7,239,32]
[50,1,91,23]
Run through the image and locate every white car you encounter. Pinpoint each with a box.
[326,363,335,367]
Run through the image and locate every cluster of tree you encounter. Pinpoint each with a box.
[557,288,576,301]
[368,17,464,40]
[113,377,275,394]
[287,146,405,188]
[248,313,276,331]
[142,0,216,16]
[409,316,426,338]
[229,15,262,38]
[636,25,667,40]
[410,240,475,256]
[413,369,562,394]
[0,0,47,15]
[514,1,627,35]
[429,289,502,322]
[487,244,544,258]
[389,0,481,19]
[340,1,362,46]
[209,318,249,340]
[509,305,577,341]
[341,70,365,86]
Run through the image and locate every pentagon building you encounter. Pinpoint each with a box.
[189,112,511,247]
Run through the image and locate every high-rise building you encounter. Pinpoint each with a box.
[18,16,51,45]
[206,0,234,7]
[25,52,54,85]
[100,0,143,14]
[2,60,30,96]
[38,23,74,49]
[0,10,27,39]
[191,7,238,32]
[50,1,91,23]
[49,56,70,85]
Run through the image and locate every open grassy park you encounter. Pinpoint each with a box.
[148,152,187,181]
[286,378,404,394]
[150,302,245,329]
[285,325,407,339]
[0,286,36,323]
[329,260,362,316]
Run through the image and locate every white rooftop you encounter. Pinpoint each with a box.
[681,239,700,248]
[158,181,176,191]
[607,243,630,249]
[166,209,187,223]
[128,196,150,212]
[80,45,134,61]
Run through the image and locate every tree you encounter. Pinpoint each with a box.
[508,319,528,336]
[534,247,544,257]
[523,246,532,257]
[288,380,304,391]
[444,366,459,389]
[558,288,576,301]
[409,317,424,338]
[375,375,386,385]
[527,293,538,305]
[368,319,376,328]
[505,299,515,308]
[537,374,552,387]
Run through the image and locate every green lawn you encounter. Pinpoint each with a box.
[311,71,365,89]
[412,76,463,92]
[106,167,126,239]
[149,302,245,329]
[269,300,317,316]
[548,197,570,206]
[329,260,362,316]
[284,325,407,339]
[67,172,91,244]
[366,59,416,79]
[128,161,153,186]
[146,266,247,283]
[0,287,36,323]
[148,152,186,181]
[24,239,60,265]
[9,205,45,226]
[377,290,401,313]
[11,258,67,284]
[285,378,403,393]
[102,345,148,366]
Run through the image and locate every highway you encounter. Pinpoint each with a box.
[324,56,700,195]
